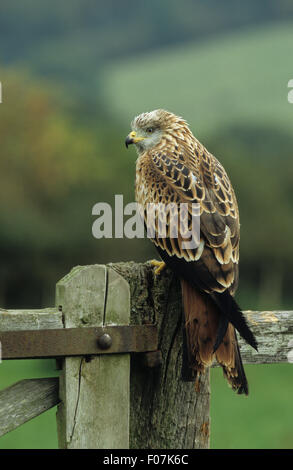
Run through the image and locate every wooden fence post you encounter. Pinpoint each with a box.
[55,264,130,449]
[111,261,210,449]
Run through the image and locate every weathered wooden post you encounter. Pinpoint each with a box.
[110,261,210,449]
[56,265,131,448]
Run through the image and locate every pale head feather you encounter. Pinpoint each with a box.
[131,109,188,132]
[130,109,191,153]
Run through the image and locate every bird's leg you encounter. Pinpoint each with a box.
[150,259,166,275]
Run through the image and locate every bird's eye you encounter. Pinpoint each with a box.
[146,127,154,133]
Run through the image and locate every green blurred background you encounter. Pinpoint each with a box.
[0,0,292,449]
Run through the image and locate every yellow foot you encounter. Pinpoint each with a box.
[150,260,166,276]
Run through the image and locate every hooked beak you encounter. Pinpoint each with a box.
[125,131,145,148]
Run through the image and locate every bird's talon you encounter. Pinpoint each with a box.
[150,260,166,275]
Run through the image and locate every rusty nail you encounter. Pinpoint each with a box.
[97,333,112,350]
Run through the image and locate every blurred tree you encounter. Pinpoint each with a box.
[0,67,144,308]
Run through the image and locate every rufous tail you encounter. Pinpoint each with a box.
[181,279,248,395]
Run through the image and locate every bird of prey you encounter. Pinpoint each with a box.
[125,109,257,395]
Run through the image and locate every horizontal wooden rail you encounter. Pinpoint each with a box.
[232,310,293,365]
[0,378,59,437]
[0,307,62,331]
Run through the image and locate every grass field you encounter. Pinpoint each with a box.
[101,22,293,139]
[211,364,293,448]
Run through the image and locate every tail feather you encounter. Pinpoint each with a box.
[181,279,250,395]
[212,314,229,353]
[216,324,248,395]
[211,290,258,351]
[181,280,215,373]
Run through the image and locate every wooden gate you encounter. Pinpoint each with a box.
[0,262,292,448]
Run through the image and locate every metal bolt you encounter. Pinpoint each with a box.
[97,333,112,350]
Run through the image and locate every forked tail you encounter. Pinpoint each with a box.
[181,279,249,395]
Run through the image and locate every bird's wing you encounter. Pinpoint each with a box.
[147,147,257,353]
[149,147,240,294]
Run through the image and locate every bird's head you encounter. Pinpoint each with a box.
[125,109,189,154]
